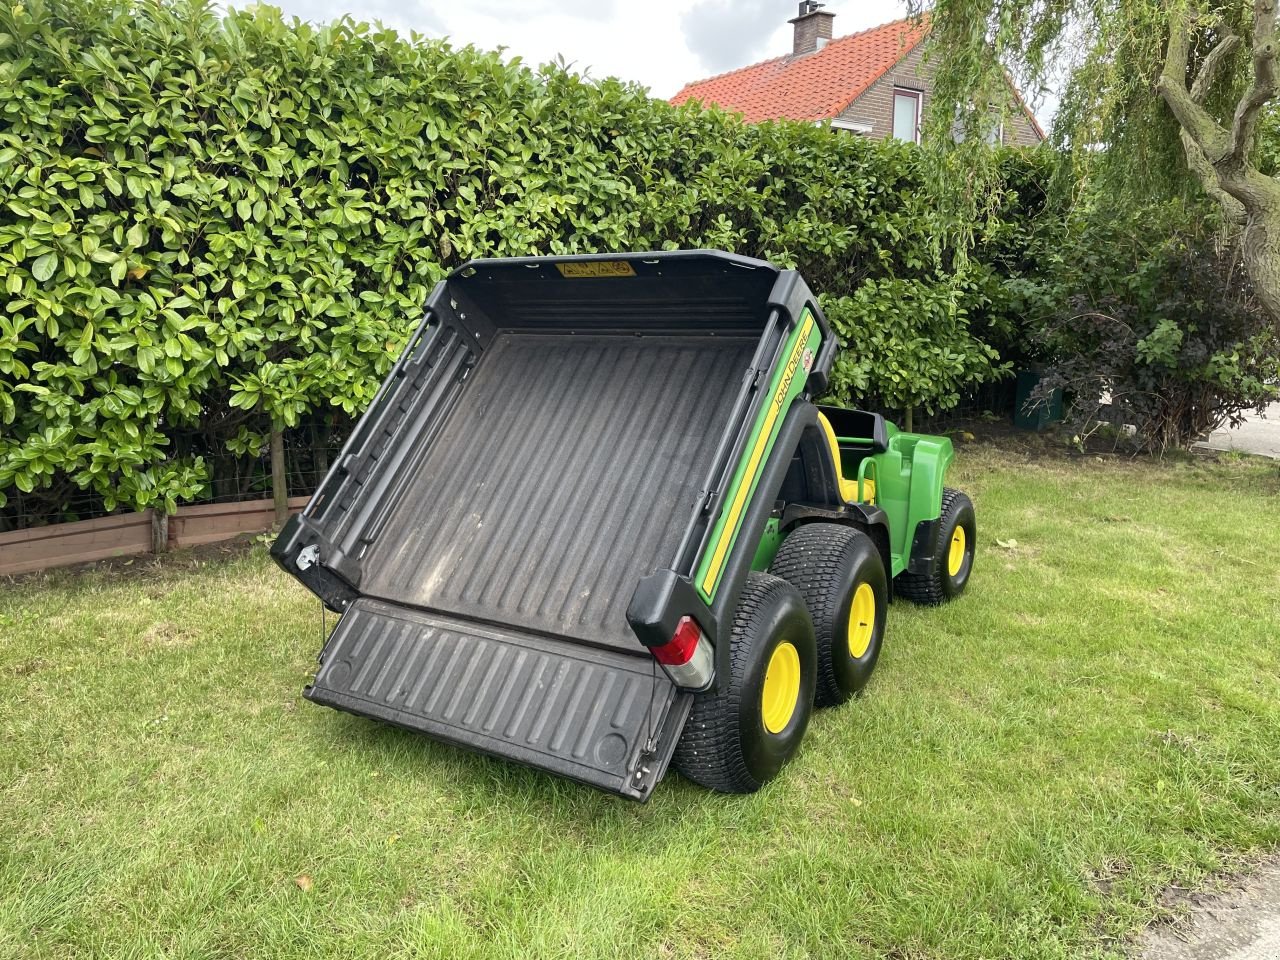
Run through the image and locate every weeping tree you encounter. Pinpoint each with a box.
[912,0,1280,327]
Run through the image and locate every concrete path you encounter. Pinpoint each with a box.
[1136,861,1280,960]
[1195,402,1280,459]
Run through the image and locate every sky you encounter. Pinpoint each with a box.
[259,0,913,100]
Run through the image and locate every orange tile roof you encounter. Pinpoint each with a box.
[670,16,930,123]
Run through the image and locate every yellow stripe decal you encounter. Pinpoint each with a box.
[699,314,815,595]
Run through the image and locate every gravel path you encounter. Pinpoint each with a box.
[1136,861,1280,960]
[1195,403,1280,459]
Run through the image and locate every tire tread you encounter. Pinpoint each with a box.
[896,487,972,605]
[673,572,798,793]
[769,524,862,706]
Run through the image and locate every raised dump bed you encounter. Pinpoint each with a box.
[273,250,976,800]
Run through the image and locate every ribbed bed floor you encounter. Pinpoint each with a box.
[360,331,754,652]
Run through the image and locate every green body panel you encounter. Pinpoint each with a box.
[836,424,954,577]
[693,311,822,602]
[690,307,952,586]
[750,518,784,572]
[750,414,954,580]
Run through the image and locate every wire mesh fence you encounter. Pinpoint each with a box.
[845,379,1020,435]
[0,413,354,533]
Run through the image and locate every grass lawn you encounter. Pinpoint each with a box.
[2,443,1279,959]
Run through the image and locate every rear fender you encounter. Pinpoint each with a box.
[878,434,955,573]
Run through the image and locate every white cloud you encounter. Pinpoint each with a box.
[680,0,786,76]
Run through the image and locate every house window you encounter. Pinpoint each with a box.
[892,89,921,143]
[951,107,1005,145]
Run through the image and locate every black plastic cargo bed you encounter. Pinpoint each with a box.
[273,251,832,799]
[361,332,754,650]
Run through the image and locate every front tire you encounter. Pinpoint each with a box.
[895,487,976,605]
[770,523,887,706]
[673,573,817,793]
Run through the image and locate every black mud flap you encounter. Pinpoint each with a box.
[306,598,690,800]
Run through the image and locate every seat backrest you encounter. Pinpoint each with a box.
[815,405,889,453]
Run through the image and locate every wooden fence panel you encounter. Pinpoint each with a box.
[0,510,154,577]
[0,496,309,577]
[168,496,308,549]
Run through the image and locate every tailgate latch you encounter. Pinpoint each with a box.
[296,544,319,571]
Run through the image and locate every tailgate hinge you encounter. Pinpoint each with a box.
[629,737,660,793]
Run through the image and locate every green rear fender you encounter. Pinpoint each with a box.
[862,430,954,578]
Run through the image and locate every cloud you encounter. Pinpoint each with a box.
[259,0,446,35]
[680,0,784,74]
[468,0,621,20]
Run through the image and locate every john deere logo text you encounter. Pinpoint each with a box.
[775,341,805,405]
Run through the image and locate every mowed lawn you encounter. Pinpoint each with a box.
[2,444,1279,960]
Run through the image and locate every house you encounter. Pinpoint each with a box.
[670,3,1044,146]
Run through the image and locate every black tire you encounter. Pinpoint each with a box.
[673,572,817,793]
[769,523,887,707]
[895,487,976,605]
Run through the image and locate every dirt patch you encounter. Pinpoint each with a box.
[922,416,1075,461]
[8,657,52,678]
[1133,858,1280,960]
[138,621,198,649]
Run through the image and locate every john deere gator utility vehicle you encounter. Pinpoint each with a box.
[272,250,976,800]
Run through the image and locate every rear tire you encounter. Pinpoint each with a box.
[769,523,887,706]
[895,487,975,605]
[673,573,816,793]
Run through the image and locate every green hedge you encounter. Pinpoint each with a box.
[0,0,1056,523]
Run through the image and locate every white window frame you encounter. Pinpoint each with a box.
[892,88,922,144]
[827,118,873,135]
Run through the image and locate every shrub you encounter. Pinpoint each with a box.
[823,276,1007,427]
[1034,206,1280,453]
[0,0,1052,524]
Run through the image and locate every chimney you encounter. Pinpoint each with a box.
[790,1,835,56]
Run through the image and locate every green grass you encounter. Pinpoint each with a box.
[2,445,1279,960]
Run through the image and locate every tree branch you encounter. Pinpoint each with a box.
[1157,10,1248,223]
[1180,130,1249,222]
[1229,0,1279,160]
[1191,33,1242,103]
[1157,9,1232,160]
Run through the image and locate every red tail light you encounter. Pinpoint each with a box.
[652,616,702,665]
[650,616,714,690]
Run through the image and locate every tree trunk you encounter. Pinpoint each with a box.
[1158,3,1280,327]
[1238,181,1280,321]
[904,405,914,432]
[270,423,288,528]
[151,508,169,555]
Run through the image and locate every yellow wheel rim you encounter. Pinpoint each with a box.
[948,525,967,577]
[761,641,801,734]
[847,582,876,659]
